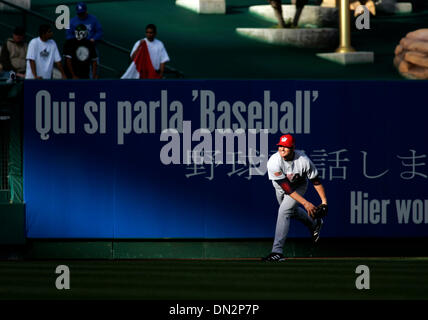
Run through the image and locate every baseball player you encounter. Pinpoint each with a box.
[263,134,327,262]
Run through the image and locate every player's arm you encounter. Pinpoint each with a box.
[65,56,77,79]
[90,44,98,79]
[92,60,98,79]
[29,59,41,79]
[274,178,317,216]
[54,44,66,79]
[131,50,137,61]
[130,41,142,60]
[310,177,327,205]
[305,157,327,210]
[159,62,165,78]
[159,45,169,78]
[55,61,67,79]
[289,190,317,217]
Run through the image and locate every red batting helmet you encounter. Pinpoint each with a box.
[276,134,295,148]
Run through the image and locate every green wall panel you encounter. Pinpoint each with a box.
[0,203,25,244]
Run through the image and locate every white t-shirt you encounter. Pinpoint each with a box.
[25,37,61,79]
[130,38,170,70]
[267,150,319,190]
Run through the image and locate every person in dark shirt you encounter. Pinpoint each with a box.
[63,24,98,79]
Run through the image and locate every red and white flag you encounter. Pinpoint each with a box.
[121,40,161,79]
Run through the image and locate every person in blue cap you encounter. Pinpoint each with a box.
[66,2,103,43]
[66,2,103,78]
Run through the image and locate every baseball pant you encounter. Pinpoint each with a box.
[272,182,316,254]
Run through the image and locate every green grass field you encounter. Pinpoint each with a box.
[1,257,427,300]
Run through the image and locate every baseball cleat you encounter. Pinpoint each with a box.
[312,218,323,243]
[262,252,286,262]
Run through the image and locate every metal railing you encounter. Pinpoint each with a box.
[0,124,9,190]
[0,107,10,191]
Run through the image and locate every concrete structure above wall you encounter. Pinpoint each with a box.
[321,0,412,14]
[0,0,30,12]
[317,51,374,65]
[236,27,338,49]
[393,2,412,14]
[176,0,226,14]
[249,5,338,27]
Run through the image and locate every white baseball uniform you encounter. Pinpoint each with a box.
[267,150,319,254]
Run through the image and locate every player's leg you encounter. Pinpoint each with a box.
[294,206,323,243]
[292,183,316,230]
[294,207,316,230]
[271,192,299,254]
[288,183,324,242]
[290,184,323,241]
[274,185,285,206]
[262,188,291,261]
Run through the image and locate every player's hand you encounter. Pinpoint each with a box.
[303,201,317,217]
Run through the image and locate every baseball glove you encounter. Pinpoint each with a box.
[313,204,328,219]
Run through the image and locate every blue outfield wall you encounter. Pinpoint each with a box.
[23,80,428,239]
